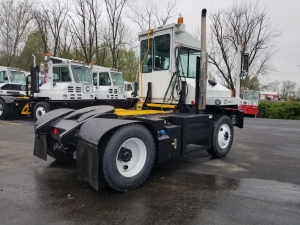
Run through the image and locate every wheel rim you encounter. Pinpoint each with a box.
[218,124,231,149]
[0,103,3,116]
[116,138,147,177]
[36,106,46,119]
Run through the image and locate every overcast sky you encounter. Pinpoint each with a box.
[130,0,300,86]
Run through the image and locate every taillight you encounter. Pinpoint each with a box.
[52,127,58,135]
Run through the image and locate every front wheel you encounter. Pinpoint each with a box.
[207,115,234,158]
[0,99,11,120]
[101,124,156,192]
[33,101,50,121]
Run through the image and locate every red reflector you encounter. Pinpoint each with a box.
[138,98,141,102]
[191,101,195,105]
[53,128,58,135]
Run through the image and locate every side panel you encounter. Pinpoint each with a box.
[170,114,212,155]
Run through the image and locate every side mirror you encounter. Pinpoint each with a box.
[40,63,45,73]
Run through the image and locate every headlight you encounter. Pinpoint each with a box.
[119,87,124,94]
[85,86,91,92]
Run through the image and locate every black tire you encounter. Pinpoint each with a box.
[0,99,11,120]
[33,101,50,121]
[207,115,234,158]
[47,136,76,164]
[101,124,156,192]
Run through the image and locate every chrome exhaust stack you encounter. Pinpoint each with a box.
[198,9,208,111]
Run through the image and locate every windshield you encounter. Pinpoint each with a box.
[71,65,92,83]
[244,91,259,100]
[7,71,26,83]
[111,72,124,86]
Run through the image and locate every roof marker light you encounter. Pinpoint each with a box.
[177,14,183,24]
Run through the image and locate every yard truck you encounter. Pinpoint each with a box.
[33,9,244,192]
[0,66,30,119]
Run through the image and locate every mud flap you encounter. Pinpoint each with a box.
[33,134,48,161]
[76,139,99,190]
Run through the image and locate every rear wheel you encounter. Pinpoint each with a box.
[0,99,11,120]
[101,124,155,192]
[207,115,234,158]
[33,101,50,121]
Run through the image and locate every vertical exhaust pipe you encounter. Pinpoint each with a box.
[198,9,208,112]
[32,54,36,67]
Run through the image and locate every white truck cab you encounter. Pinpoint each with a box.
[139,23,240,107]
[0,66,29,96]
[37,56,94,101]
[92,66,126,100]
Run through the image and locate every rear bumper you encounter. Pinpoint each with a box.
[239,105,258,115]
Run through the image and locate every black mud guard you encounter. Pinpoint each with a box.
[34,108,75,161]
[76,118,138,190]
[0,95,15,104]
[237,109,244,128]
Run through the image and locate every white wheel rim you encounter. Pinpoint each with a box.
[36,106,46,119]
[0,103,3,116]
[218,124,231,149]
[116,138,147,177]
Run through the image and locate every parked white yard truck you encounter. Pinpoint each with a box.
[33,9,245,192]
[0,66,30,119]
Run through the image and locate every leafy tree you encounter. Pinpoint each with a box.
[19,30,45,70]
[117,48,138,81]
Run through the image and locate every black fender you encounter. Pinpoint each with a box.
[34,108,75,161]
[76,118,139,190]
[35,108,75,134]
[34,105,115,161]
[0,95,15,104]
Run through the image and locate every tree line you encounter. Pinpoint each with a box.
[1,0,295,92]
[0,0,177,81]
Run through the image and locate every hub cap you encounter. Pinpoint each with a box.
[218,124,231,149]
[116,138,147,177]
[36,106,46,119]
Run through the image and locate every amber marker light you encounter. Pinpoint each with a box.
[177,14,183,24]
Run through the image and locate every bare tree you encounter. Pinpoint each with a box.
[69,0,102,63]
[281,80,297,98]
[267,80,280,92]
[0,0,33,66]
[33,0,70,56]
[127,0,177,30]
[103,0,132,68]
[208,0,281,94]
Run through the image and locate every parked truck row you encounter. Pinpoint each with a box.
[0,55,138,120]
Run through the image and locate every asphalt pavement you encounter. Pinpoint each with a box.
[0,117,300,225]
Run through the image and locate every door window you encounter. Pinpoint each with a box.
[53,66,70,82]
